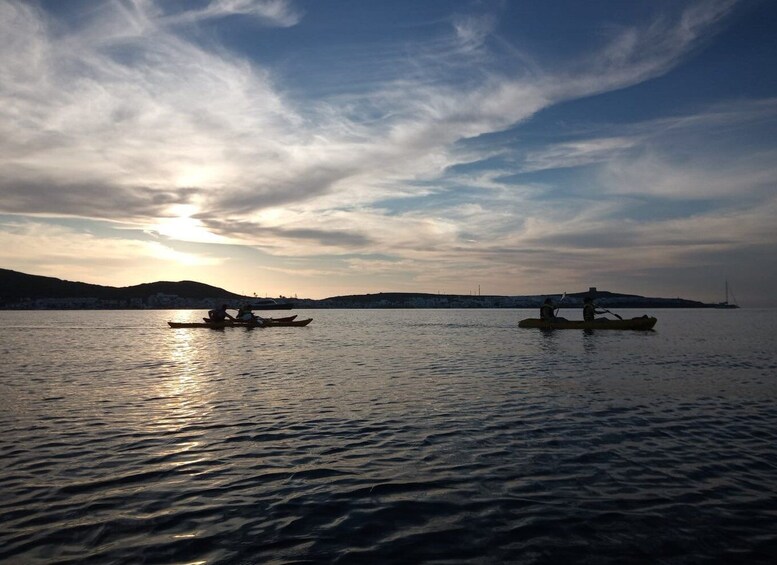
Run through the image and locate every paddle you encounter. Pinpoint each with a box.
[554,292,567,316]
[601,308,623,320]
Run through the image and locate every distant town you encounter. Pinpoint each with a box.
[1,268,729,310]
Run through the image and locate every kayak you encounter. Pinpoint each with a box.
[168,318,311,328]
[518,316,657,330]
[201,315,297,324]
[168,318,312,328]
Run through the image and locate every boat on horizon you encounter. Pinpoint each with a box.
[714,281,739,309]
[252,298,294,310]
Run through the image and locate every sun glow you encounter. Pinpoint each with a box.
[152,205,229,245]
[146,241,219,266]
[174,166,222,189]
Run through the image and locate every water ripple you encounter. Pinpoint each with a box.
[1,309,776,563]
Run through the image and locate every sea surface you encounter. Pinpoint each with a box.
[1,308,776,564]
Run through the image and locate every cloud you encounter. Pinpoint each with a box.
[0,0,300,222]
[161,0,303,28]
[0,175,200,220]
[522,137,642,172]
[554,0,738,96]
[0,219,220,286]
[599,150,777,200]
[509,98,777,207]
[452,13,496,53]
[1,0,738,226]
[201,217,374,250]
[588,100,777,201]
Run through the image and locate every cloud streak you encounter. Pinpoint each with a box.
[160,0,303,28]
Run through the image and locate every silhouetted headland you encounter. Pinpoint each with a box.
[1,268,727,309]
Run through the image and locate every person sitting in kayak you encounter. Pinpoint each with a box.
[583,296,608,322]
[236,304,254,321]
[236,304,266,325]
[208,304,235,322]
[540,297,567,321]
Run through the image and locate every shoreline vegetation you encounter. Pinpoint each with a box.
[1,268,729,310]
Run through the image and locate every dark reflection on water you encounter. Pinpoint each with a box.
[1,309,777,564]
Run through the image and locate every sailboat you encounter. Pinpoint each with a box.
[715,280,739,309]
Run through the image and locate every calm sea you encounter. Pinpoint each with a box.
[1,308,776,564]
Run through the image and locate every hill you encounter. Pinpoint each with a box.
[1,268,716,309]
[0,268,243,308]
[292,290,710,309]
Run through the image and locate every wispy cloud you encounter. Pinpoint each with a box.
[160,0,303,27]
[553,0,738,96]
[522,137,642,172]
[452,13,497,53]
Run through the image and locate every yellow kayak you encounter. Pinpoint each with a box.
[518,316,656,330]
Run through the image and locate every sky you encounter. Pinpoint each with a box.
[1,0,776,305]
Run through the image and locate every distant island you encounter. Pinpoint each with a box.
[0,268,730,310]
